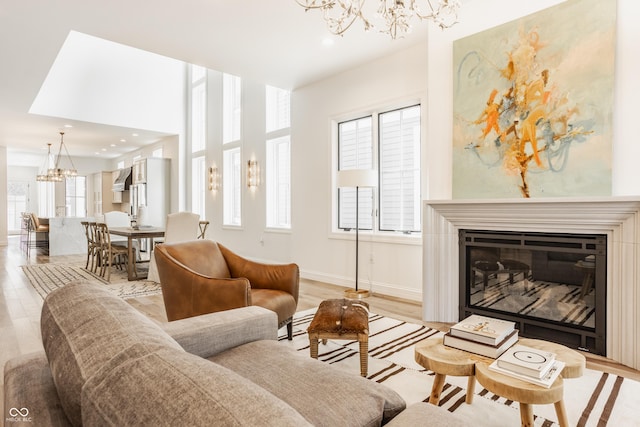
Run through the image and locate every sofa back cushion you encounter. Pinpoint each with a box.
[40,281,182,427]
[82,344,311,426]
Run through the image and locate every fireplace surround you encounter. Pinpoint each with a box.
[423,197,640,370]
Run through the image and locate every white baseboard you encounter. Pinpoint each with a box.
[300,269,422,302]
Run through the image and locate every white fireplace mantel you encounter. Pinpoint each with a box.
[423,197,640,369]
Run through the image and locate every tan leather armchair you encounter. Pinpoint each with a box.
[154,240,299,340]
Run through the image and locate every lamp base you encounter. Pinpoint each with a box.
[344,288,370,299]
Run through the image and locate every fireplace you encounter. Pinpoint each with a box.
[423,197,640,370]
[459,229,606,355]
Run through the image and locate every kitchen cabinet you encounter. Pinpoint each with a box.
[130,158,170,227]
[91,171,124,216]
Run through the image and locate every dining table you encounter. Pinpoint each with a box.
[108,226,165,281]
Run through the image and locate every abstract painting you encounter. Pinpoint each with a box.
[452,0,616,198]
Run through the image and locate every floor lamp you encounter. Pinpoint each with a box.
[337,169,377,299]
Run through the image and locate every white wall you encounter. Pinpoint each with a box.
[290,44,427,301]
[425,0,640,200]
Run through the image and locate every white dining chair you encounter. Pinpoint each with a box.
[147,212,201,282]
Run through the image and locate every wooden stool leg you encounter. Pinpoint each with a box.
[554,399,569,427]
[519,403,534,427]
[309,333,319,359]
[465,375,475,404]
[430,373,446,405]
[359,333,368,377]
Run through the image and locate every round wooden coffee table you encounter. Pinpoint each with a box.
[475,338,585,427]
[415,337,491,405]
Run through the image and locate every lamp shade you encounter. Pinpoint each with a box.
[336,169,377,188]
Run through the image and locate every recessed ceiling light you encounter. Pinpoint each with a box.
[110,144,116,147]
[94,152,101,155]
[101,148,107,152]
[120,139,126,143]
[132,133,139,137]
[64,124,73,128]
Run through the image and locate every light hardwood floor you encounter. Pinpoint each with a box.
[2,235,639,418]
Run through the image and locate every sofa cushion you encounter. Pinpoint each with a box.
[210,340,406,426]
[82,344,311,426]
[40,281,183,427]
[3,352,71,427]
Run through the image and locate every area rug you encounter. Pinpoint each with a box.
[21,263,162,300]
[279,309,640,427]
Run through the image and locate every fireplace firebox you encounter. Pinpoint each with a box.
[459,229,606,355]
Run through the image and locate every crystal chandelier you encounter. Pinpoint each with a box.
[295,0,460,39]
[36,131,77,182]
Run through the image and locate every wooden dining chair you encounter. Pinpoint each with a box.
[81,221,100,272]
[94,223,132,281]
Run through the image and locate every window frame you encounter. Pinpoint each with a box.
[331,101,423,245]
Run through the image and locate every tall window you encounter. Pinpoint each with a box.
[65,176,86,217]
[338,116,373,231]
[266,85,291,132]
[223,74,242,144]
[336,104,421,234]
[223,148,242,226]
[266,85,291,229]
[191,156,206,219]
[191,65,206,153]
[266,136,290,228]
[379,105,421,232]
[189,64,207,216]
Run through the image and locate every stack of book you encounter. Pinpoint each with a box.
[488,344,565,388]
[443,314,518,358]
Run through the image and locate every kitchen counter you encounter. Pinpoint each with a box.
[49,217,96,256]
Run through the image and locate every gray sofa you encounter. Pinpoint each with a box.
[4,280,467,426]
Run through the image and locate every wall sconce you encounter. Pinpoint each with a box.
[247,160,259,188]
[209,166,220,191]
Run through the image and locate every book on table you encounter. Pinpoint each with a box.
[496,344,556,378]
[488,359,565,388]
[449,314,516,346]
[443,329,518,359]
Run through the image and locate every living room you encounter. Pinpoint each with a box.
[2,0,640,425]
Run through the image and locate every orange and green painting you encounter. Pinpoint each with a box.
[452,0,616,198]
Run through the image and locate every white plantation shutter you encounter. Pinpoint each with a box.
[338,117,373,230]
[379,105,421,232]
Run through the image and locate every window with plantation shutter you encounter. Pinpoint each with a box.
[379,105,421,233]
[338,116,374,231]
[334,103,422,236]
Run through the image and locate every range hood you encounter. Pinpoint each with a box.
[112,167,132,192]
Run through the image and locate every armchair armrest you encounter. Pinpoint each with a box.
[154,247,252,321]
[219,244,300,303]
[161,306,278,359]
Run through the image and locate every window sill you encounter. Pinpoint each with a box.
[329,230,422,246]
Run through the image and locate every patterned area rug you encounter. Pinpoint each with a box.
[279,309,640,427]
[21,263,162,300]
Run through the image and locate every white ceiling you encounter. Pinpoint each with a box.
[0,0,431,160]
